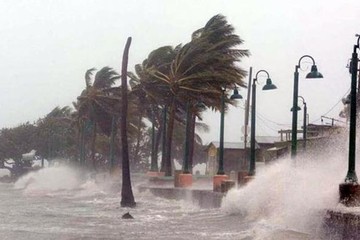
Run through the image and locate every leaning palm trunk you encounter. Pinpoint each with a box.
[164,97,176,176]
[120,37,136,208]
[160,105,167,172]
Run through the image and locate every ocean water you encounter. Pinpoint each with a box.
[0,143,354,239]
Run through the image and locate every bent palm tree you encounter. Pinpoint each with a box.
[76,67,120,169]
[150,14,249,176]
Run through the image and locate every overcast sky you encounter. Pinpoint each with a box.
[0,0,359,144]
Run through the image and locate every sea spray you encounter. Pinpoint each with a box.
[14,166,80,194]
[221,150,349,236]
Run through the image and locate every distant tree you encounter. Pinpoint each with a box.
[36,106,76,160]
[0,123,38,161]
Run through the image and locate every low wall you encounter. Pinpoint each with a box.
[323,209,360,239]
[138,185,224,208]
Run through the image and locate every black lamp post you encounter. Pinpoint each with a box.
[291,55,323,158]
[339,35,360,206]
[217,88,242,175]
[249,70,277,176]
[345,35,360,183]
[298,96,307,151]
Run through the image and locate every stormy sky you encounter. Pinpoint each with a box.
[0,0,359,143]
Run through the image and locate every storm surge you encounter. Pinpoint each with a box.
[221,146,349,238]
[14,166,80,193]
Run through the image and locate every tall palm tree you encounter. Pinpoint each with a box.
[120,37,136,208]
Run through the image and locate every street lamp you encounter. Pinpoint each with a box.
[339,35,360,206]
[249,70,277,176]
[217,87,243,175]
[213,87,242,192]
[291,96,307,151]
[291,55,323,158]
[345,35,360,183]
[298,96,307,151]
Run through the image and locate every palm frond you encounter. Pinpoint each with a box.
[85,67,96,88]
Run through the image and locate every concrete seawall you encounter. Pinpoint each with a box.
[138,185,225,208]
[323,209,360,239]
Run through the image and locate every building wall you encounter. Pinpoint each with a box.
[206,145,261,175]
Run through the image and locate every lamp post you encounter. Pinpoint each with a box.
[217,88,243,175]
[345,35,360,184]
[291,55,323,158]
[339,35,360,206]
[249,70,277,176]
[213,87,242,191]
[298,96,307,151]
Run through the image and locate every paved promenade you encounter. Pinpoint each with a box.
[137,176,226,208]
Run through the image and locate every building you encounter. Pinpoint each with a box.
[205,141,260,175]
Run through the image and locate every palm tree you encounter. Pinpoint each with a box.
[148,14,249,176]
[128,46,180,173]
[76,67,120,169]
[120,37,136,208]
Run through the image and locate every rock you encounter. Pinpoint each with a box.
[122,212,134,219]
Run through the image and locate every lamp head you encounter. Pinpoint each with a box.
[342,94,351,105]
[230,88,243,100]
[290,106,302,112]
[196,101,207,110]
[306,65,323,78]
[262,78,277,90]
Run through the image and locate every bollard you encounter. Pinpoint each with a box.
[213,175,229,192]
[174,170,182,187]
[339,182,360,206]
[238,171,248,186]
[221,180,235,193]
[178,173,193,188]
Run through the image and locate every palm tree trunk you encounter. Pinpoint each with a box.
[109,116,116,173]
[188,112,196,173]
[150,109,158,171]
[120,37,136,208]
[79,120,86,166]
[133,112,143,169]
[164,98,176,176]
[91,122,97,170]
[160,105,167,172]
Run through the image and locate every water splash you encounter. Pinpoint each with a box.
[14,166,80,195]
[222,147,349,237]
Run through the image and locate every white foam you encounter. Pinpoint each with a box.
[222,146,348,235]
[14,166,80,194]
